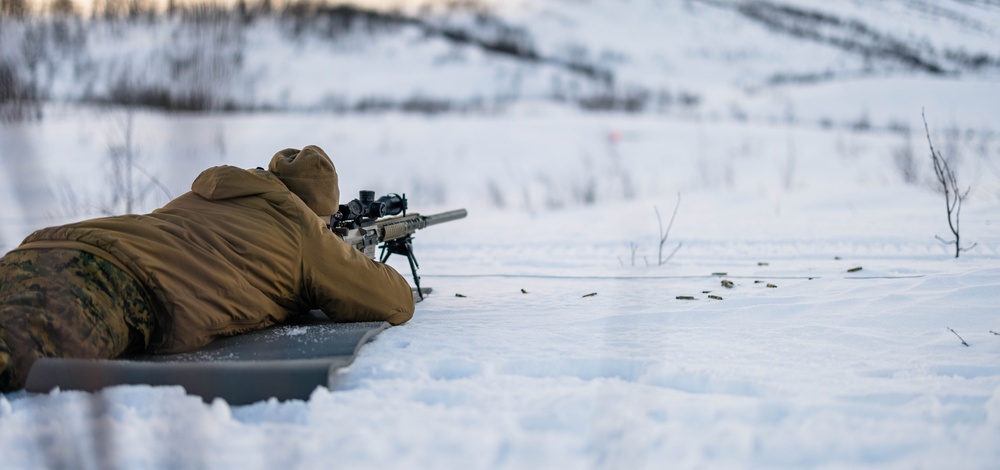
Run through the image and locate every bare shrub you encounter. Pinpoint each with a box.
[102,11,246,111]
[49,0,78,16]
[678,91,701,108]
[350,94,464,115]
[619,241,639,267]
[20,22,49,97]
[570,176,597,205]
[578,87,650,113]
[50,15,88,55]
[102,108,172,215]
[89,0,153,19]
[280,2,408,39]
[1,0,30,17]
[93,0,126,18]
[655,194,682,266]
[401,95,452,114]
[923,111,976,258]
[622,195,683,267]
[486,179,505,208]
[848,111,872,132]
[0,57,40,121]
[893,134,918,184]
[354,96,395,113]
[182,1,236,22]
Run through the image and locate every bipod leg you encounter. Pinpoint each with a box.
[380,236,424,300]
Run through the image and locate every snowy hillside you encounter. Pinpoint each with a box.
[1,0,999,468]
[3,0,1000,123]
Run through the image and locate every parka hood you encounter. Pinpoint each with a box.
[192,166,283,201]
[268,146,340,217]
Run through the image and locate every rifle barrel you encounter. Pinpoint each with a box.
[423,209,467,226]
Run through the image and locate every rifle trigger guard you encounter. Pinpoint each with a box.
[360,229,379,259]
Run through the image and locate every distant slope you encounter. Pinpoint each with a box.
[1,0,998,127]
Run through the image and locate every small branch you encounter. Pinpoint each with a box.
[134,162,174,201]
[663,241,683,265]
[947,327,969,347]
[934,235,956,246]
[655,193,682,266]
[990,330,999,336]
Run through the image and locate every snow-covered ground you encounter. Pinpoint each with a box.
[2,0,1000,468]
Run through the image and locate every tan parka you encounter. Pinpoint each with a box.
[15,159,415,353]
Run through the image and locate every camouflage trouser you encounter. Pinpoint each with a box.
[0,249,157,392]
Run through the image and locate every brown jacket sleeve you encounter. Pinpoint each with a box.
[299,214,415,325]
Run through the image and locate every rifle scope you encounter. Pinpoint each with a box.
[340,191,407,221]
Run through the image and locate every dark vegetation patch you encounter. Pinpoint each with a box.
[0,58,41,121]
[1,2,629,115]
[280,4,614,85]
[697,0,1000,85]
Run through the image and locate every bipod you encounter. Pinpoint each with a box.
[380,235,424,300]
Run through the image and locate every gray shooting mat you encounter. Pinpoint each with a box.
[24,310,390,405]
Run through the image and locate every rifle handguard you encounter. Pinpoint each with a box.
[381,216,428,241]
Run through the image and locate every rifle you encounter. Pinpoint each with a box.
[330,190,467,300]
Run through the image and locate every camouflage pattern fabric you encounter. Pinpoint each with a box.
[0,249,156,392]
